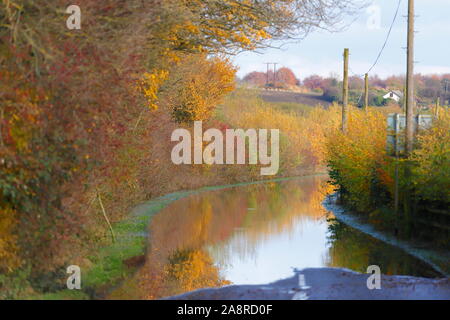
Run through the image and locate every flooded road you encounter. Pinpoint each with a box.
[110,175,440,299]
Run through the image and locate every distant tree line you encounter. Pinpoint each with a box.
[242,69,450,106]
[301,73,450,106]
[242,68,300,88]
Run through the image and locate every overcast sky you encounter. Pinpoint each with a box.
[233,0,450,80]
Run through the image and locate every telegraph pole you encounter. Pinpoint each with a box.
[342,48,349,132]
[364,73,369,112]
[403,0,416,236]
[273,63,278,88]
[264,63,271,87]
[435,97,440,119]
[405,0,415,155]
[444,79,449,106]
[403,87,407,111]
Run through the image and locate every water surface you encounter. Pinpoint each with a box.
[111,175,440,299]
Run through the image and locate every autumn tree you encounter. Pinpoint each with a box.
[276,67,299,87]
[167,55,236,123]
[303,75,325,90]
[243,68,298,88]
[156,0,368,54]
[243,72,268,87]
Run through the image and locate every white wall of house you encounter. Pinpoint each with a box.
[383,91,401,102]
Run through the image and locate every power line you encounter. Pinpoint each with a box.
[367,0,402,74]
[349,0,403,108]
[351,0,403,78]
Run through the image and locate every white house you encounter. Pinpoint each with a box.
[383,90,403,103]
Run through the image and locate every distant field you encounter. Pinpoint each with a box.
[259,90,332,108]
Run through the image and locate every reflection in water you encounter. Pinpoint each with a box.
[325,219,440,279]
[109,175,440,299]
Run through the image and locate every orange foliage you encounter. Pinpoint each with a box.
[170,55,236,123]
[326,108,388,212]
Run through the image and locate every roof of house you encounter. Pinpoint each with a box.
[383,90,403,98]
[392,90,404,98]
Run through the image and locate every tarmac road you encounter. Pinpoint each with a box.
[166,268,450,300]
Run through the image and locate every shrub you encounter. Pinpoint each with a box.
[326,105,449,241]
[323,86,341,102]
[411,109,450,203]
[169,55,236,123]
[326,108,388,212]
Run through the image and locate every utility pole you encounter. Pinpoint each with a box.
[342,48,349,132]
[435,97,440,119]
[403,0,416,237]
[405,0,415,155]
[364,73,369,112]
[264,63,271,87]
[443,79,449,106]
[403,87,407,111]
[273,63,278,89]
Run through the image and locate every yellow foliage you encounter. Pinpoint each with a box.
[165,249,229,294]
[168,0,276,53]
[221,91,342,174]
[171,55,236,123]
[0,208,21,272]
[138,70,169,110]
[326,106,450,211]
[325,108,388,212]
[411,109,450,202]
